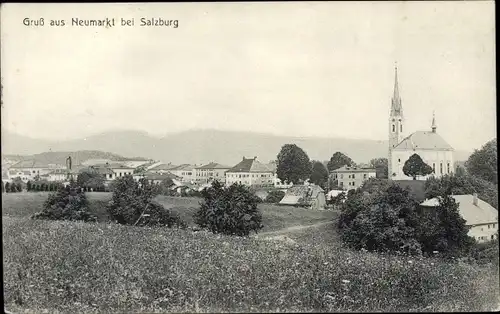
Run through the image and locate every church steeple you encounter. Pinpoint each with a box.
[431,111,437,133]
[391,64,403,118]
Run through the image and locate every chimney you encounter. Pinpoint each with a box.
[473,193,478,206]
[242,156,245,161]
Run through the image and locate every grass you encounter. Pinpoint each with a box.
[3,216,499,313]
[1,192,337,233]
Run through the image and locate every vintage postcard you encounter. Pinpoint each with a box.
[1,2,498,313]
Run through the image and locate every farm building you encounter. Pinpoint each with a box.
[420,193,498,243]
[279,184,326,210]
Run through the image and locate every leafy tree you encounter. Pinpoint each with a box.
[276,144,312,184]
[370,158,388,179]
[327,152,355,172]
[106,174,185,228]
[31,181,97,222]
[465,138,497,184]
[403,154,433,180]
[360,177,391,194]
[417,194,475,257]
[194,181,263,236]
[5,182,11,193]
[425,173,498,209]
[265,190,285,203]
[77,169,105,190]
[339,184,422,255]
[328,191,346,207]
[309,161,329,189]
[133,164,148,174]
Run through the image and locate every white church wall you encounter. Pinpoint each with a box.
[390,149,454,180]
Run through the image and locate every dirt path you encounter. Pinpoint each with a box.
[253,221,334,238]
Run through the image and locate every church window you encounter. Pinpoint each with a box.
[392,124,395,132]
[433,163,436,173]
[352,174,355,179]
[447,163,450,173]
[440,163,443,174]
[398,158,401,163]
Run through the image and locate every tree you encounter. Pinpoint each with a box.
[465,138,497,184]
[265,190,285,203]
[327,152,355,172]
[339,184,422,255]
[425,173,498,209]
[77,169,105,190]
[417,194,475,257]
[276,144,312,184]
[27,180,32,192]
[194,181,263,236]
[133,164,148,174]
[5,182,11,193]
[309,161,329,189]
[31,181,97,222]
[403,154,433,180]
[106,175,185,227]
[370,158,389,179]
[360,177,391,194]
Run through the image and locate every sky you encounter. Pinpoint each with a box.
[1,2,496,151]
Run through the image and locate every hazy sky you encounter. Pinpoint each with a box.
[1,2,496,151]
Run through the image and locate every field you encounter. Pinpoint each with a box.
[3,192,500,313]
[1,192,337,233]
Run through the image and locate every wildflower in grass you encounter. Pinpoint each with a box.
[342,279,350,284]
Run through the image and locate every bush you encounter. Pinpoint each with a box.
[106,175,186,228]
[264,190,285,203]
[338,184,474,257]
[194,181,263,236]
[31,183,97,222]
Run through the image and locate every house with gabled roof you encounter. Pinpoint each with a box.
[420,194,498,243]
[279,184,326,210]
[194,162,231,184]
[387,66,455,180]
[225,157,274,188]
[9,160,65,180]
[168,164,196,183]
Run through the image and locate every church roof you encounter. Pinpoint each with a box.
[393,131,454,151]
[390,66,403,118]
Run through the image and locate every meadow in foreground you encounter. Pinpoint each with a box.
[1,192,337,232]
[3,216,499,313]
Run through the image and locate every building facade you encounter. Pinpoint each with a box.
[168,164,196,183]
[225,157,274,188]
[331,166,376,190]
[388,66,454,181]
[194,162,231,184]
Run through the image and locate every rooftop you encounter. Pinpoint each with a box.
[10,160,64,169]
[332,165,377,173]
[394,131,454,151]
[149,163,179,171]
[227,157,273,173]
[195,162,232,170]
[170,164,196,171]
[420,194,498,226]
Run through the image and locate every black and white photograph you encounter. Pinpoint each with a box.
[1,2,498,313]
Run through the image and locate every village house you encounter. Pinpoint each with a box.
[194,162,231,184]
[387,66,454,180]
[331,166,376,190]
[9,160,65,181]
[96,162,135,180]
[133,171,182,184]
[225,157,274,188]
[42,168,68,182]
[279,184,326,210]
[7,169,31,183]
[420,194,498,243]
[168,164,196,183]
[148,163,179,174]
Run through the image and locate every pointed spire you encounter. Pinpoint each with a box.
[390,63,403,118]
[431,111,437,133]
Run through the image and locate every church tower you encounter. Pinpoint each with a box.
[388,65,404,178]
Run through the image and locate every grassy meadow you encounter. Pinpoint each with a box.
[1,192,337,233]
[2,192,500,313]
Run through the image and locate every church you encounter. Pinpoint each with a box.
[388,66,455,181]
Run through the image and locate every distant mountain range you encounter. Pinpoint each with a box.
[1,129,472,166]
[2,151,149,166]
